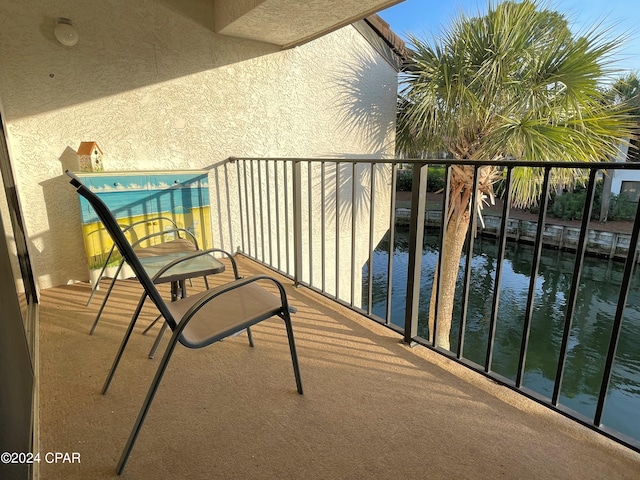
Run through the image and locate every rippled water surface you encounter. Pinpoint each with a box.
[363,228,640,442]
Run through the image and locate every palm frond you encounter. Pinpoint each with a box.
[397,0,635,209]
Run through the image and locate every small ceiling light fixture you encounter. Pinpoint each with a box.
[54,18,79,47]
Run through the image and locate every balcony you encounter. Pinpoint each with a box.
[35,157,640,477]
[38,257,640,479]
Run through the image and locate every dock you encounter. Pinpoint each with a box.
[395,208,637,261]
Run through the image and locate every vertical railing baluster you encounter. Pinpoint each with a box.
[385,163,398,326]
[224,162,234,251]
[594,188,640,426]
[432,165,451,347]
[243,160,252,257]
[274,161,281,272]
[553,169,597,405]
[293,160,303,286]
[336,162,341,300]
[351,163,357,306]
[308,161,313,286]
[485,166,513,372]
[250,160,258,260]
[403,162,428,344]
[266,160,273,267]
[457,165,480,358]
[257,160,265,262]
[284,161,290,275]
[235,160,245,254]
[367,163,376,315]
[213,168,224,250]
[321,161,326,293]
[516,166,552,388]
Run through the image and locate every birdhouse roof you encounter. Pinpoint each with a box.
[77,141,103,155]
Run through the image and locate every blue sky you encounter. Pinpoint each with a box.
[378,0,640,76]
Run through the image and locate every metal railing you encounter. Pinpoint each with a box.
[219,156,640,453]
[226,157,398,313]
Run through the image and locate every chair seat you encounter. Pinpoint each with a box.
[135,238,197,258]
[167,281,283,348]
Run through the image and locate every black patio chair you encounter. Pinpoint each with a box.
[67,171,303,475]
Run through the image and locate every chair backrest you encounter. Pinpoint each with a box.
[66,171,178,329]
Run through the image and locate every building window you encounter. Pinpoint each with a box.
[620,180,640,202]
[627,136,640,163]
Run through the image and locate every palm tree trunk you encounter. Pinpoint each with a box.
[599,170,612,222]
[428,209,470,350]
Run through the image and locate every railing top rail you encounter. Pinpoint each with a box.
[227,156,640,170]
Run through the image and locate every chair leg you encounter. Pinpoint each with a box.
[86,245,117,307]
[116,329,181,475]
[90,260,127,335]
[86,261,108,307]
[246,327,254,347]
[102,292,148,394]
[115,312,301,474]
[281,310,303,395]
[142,315,163,335]
[148,321,169,359]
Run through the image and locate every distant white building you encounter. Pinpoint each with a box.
[610,137,640,202]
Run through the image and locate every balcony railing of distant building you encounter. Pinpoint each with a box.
[212,157,640,453]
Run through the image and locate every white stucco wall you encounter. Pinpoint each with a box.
[0,0,397,290]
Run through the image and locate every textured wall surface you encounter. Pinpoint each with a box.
[214,0,401,46]
[0,0,397,289]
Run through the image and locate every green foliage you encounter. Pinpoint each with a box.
[396,170,413,191]
[605,72,640,118]
[550,190,590,220]
[547,182,636,221]
[608,194,637,221]
[427,166,446,192]
[396,166,446,192]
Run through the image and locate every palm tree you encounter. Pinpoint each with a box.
[397,0,635,349]
[605,73,640,114]
[599,72,640,220]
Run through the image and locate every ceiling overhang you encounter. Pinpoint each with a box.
[214,0,404,48]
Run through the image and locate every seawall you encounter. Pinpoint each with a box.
[395,208,636,261]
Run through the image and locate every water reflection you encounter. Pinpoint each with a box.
[363,227,640,442]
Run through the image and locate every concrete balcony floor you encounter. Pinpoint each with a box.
[38,256,640,479]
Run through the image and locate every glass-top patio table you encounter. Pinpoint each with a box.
[140,251,225,300]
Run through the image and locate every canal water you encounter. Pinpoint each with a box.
[363,227,640,443]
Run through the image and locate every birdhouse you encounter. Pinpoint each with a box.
[77,141,104,172]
